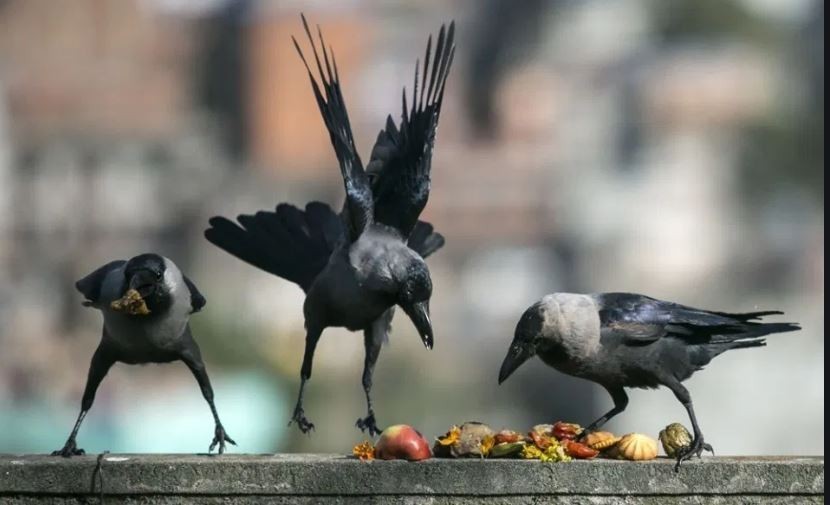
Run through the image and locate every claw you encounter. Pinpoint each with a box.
[51,439,85,458]
[674,437,714,472]
[356,412,382,437]
[209,425,236,455]
[289,407,315,434]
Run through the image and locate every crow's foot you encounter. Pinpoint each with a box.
[356,412,382,437]
[51,439,85,458]
[674,436,714,472]
[209,424,237,455]
[289,407,315,434]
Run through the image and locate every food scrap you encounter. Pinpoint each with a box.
[613,433,659,461]
[433,422,494,458]
[552,421,582,441]
[659,423,692,458]
[520,438,571,462]
[479,435,495,456]
[583,431,620,451]
[436,425,461,447]
[364,420,670,463]
[110,288,150,315]
[374,424,431,461]
[352,440,375,461]
[562,439,599,459]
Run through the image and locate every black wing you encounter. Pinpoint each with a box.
[183,275,206,313]
[367,21,456,238]
[596,292,798,346]
[205,201,343,292]
[75,260,126,306]
[293,15,372,242]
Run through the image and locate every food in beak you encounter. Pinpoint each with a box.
[110,288,151,315]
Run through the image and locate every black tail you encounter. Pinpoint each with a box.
[205,202,343,292]
[706,321,800,357]
[408,221,445,258]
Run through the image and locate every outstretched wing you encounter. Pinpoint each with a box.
[76,260,126,307]
[596,292,799,346]
[367,21,456,238]
[205,202,344,292]
[293,15,372,242]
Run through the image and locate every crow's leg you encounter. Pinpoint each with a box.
[52,345,115,457]
[578,386,628,439]
[665,379,713,471]
[356,311,392,436]
[289,326,322,434]
[180,327,236,455]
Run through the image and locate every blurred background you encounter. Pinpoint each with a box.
[0,0,823,456]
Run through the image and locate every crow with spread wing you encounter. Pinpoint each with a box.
[205,16,455,435]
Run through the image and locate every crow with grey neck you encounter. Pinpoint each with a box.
[499,292,799,469]
[53,253,235,457]
[205,16,455,435]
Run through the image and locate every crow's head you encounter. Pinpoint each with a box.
[122,253,173,314]
[395,253,434,350]
[498,301,547,384]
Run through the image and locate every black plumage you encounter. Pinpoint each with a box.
[205,16,455,435]
[498,292,799,469]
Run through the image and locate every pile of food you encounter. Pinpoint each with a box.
[353,421,693,463]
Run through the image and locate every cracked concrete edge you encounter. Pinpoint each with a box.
[0,455,823,496]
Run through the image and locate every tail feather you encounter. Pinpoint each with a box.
[205,202,343,292]
[710,309,784,322]
[709,322,800,344]
[408,220,445,258]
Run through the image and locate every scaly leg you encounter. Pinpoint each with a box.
[289,326,322,434]
[180,327,236,454]
[356,311,392,436]
[665,379,714,471]
[52,344,115,457]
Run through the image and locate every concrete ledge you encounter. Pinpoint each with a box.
[0,454,824,504]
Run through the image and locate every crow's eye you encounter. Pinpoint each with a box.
[155,271,162,280]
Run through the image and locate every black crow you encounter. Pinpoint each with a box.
[205,16,455,435]
[52,253,235,457]
[498,292,799,469]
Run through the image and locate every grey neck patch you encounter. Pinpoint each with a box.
[539,293,602,359]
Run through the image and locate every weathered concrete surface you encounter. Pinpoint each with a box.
[0,454,823,504]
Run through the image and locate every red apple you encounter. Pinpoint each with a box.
[374,424,432,461]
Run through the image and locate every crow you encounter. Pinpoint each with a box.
[53,253,235,457]
[498,292,799,469]
[205,16,455,436]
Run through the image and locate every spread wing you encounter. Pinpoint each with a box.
[366,21,455,238]
[75,260,126,307]
[205,201,344,293]
[293,15,373,242]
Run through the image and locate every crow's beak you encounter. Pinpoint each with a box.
[129,270,158,298]
[498,342,533,384]
[402,301,433,349]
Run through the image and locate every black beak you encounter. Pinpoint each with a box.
[498,342,533,384]
[402,301,433,349]
[129,270,158,298]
